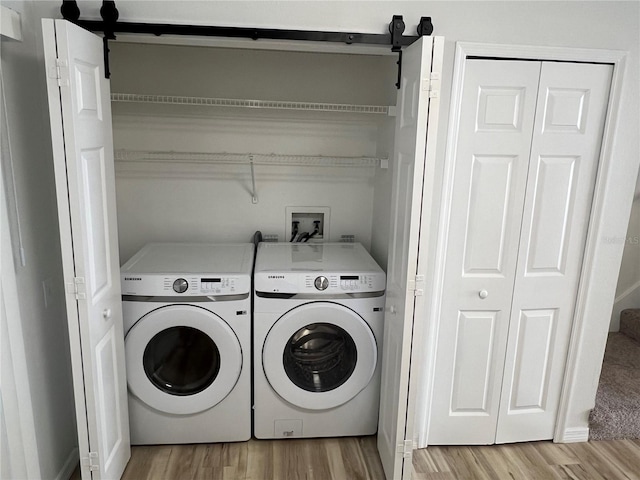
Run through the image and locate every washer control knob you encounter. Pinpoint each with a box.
[314,276,329,291]
[173,278,188,293]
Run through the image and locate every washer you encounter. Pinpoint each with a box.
[253,242,386,439]
[121,242,253,445]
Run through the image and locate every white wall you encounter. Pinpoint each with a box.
[109,41,397,263]
[1,1,77,478]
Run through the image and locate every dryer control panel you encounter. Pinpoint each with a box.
[305,274,379,291]
[254,271,386,294]
[121,274,251,296]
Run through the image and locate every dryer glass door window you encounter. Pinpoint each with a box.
[263,302,377,410]
[284,323,357,392]
[143,326,221,396]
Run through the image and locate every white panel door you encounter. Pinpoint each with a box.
[428,60,541,444]
[496,62,613,443]
[42,19,130,480]
[377,36,442,480]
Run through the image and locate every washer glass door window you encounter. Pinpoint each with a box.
[143,325,221,396]
[126,305,242,415]
[263,302,377,410]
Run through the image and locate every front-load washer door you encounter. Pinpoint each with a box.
[262,302,377,410]
[125,304,242,415]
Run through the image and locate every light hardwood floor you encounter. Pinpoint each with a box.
[413,439,640,480]
[71,437,640,479]
[72,436,384,480]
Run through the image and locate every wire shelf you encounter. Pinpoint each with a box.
[115,149,385,204]
[111,93,393,115]
[114,149,384,168]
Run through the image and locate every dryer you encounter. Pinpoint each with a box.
[121,242,253,445]
[253,242,386,439]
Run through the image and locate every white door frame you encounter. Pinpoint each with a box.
[416,42,629,447]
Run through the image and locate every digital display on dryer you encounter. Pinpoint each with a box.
[201,278,222,283]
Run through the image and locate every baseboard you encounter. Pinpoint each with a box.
[557,427,590,443]
[609,279,640,331]
[55,447,78,480]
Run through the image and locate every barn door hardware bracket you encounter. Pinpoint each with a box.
[61,1,118,79]
[100,1,118,79]
[60,2,434,86]
[390,15,405,89]
[390,16,433,89]
[395,51,403,89]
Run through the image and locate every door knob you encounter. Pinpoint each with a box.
[102,308,112,320]
[478,290,489,299]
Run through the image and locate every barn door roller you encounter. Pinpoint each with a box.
[60,1,434,87]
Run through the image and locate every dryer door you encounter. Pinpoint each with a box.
[263,302,377,410]
[125,305,242,415]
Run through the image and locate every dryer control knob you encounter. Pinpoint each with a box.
[314,276,329,291]
[173,278,188,293]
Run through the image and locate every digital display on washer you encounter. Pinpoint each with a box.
[201,278,222,283]
[340,275,359,280]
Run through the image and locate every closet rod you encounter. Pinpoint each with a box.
[114,150,386,168]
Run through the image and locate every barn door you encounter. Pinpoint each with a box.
[42,19,130,480]
[377,36,443,480]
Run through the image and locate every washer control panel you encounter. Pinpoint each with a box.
[121,273,250,296]
[162,277,239,295]
[198,277,238,294]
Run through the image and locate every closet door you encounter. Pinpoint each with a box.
[428,60,541,444]
[496,62,613,443]
[429,58,613,446]
[43,19,130,479]
[377,36,443,480]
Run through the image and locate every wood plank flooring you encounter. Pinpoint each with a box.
[71,437,640,479]
[119,436,383,480]
[413,439,640,480]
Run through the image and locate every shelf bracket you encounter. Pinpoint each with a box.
[249,155,258,204]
